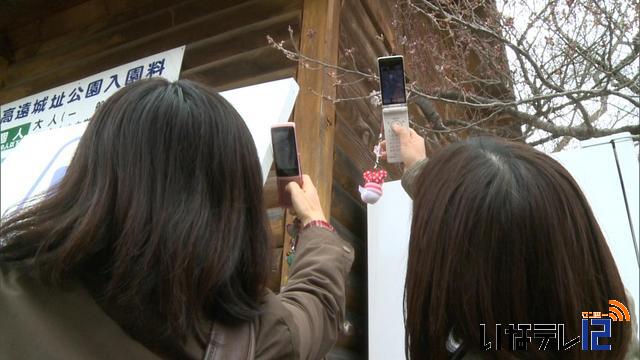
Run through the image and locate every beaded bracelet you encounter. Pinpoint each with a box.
[303,220,335,233]
[285,218,336,265]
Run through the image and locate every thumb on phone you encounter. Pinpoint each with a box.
[390,123,426,171]
[285,181,302,197]
[392,123,410,140]
[286,175,326,226]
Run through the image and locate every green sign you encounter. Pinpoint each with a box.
[0,123,32,153]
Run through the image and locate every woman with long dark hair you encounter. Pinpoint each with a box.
[0,78,354,359]
[383,124,636,359]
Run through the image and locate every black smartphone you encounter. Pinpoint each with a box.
[378,55,407,106]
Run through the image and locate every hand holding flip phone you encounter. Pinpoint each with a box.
[271,124,303,208]
[378,55,409,164]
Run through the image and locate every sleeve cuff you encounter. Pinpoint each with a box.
[401,157,428,199]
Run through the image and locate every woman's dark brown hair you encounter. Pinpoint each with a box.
[404,137,630,359]
[0,78,270,356]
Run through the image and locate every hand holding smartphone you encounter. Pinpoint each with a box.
[271,123,303,208]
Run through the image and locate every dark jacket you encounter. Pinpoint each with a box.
[400,158,428,199]
[0,227,354,359]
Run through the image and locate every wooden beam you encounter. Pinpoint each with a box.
[293,0,341,214]
[18,0,244,62]
[181,11,300,72]
[330,183,366,239]
[331,219,366,305]
[334,0,405,181]
[341,0,388,67]
[1,0,301,95]
[360,0,398,52]
[8,0,185,61]
[182,44,296,91]
[267,207,285,249]
[332,146,366,206]
[280,0,342,286]
[266,209,285,291]
[0,0,88,36]
[335,79,380,138]
[0,34,11,88]
[263,171,279,209]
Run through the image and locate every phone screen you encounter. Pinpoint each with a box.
[272,127,300,177]
[379,57,406,105]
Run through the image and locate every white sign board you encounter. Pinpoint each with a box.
[0,46,186,161]
[551,134,639,336]
[0,78,299,217]
[367,180,411,360]
[219,77,299,182]
[368,135,639,357]
[0,123,88,217]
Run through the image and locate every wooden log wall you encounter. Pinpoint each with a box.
[329,0,407,358]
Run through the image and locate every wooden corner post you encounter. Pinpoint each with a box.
[280,0,341,286]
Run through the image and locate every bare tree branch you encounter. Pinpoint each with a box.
[267,0,639,148]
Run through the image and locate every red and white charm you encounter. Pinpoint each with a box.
[359,169,388,204]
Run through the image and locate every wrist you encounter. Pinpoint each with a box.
[404,155,427,172]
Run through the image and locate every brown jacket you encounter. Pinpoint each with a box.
[0,227,354,359]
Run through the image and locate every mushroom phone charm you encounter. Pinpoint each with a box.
[359,140,388,205]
